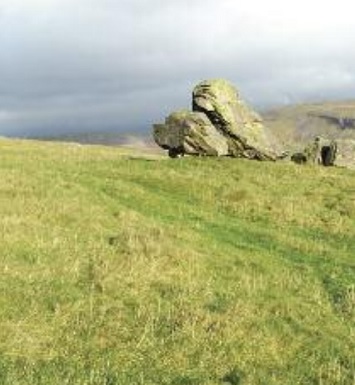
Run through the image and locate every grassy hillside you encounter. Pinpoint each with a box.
[0,138,354,385]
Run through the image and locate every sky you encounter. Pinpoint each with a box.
[1,0,355,136]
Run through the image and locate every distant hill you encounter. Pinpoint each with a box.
[263,100,355,151]
[33,130,164,154]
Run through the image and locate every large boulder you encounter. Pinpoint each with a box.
[192,79,278,160]
[153,79,280,160]
[153,110,229,157]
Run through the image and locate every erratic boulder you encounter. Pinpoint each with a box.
[192,79,278,160]
[153,79,279,160]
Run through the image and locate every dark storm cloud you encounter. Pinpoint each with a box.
[1,0,355,136]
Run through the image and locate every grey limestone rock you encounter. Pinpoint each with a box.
[153,79,279,160]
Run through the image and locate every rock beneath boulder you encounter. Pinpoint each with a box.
[192,79,278,160]
[291,136,338,166]
[153,110,229,157]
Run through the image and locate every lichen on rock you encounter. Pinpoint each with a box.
[153,79,280,160]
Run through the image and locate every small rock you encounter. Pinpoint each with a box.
[291,136,338,166]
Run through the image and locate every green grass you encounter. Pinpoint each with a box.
[0,138,354,384]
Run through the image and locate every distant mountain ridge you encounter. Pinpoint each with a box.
[308,112,355,129]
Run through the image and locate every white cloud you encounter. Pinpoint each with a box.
[0,110,14,121]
